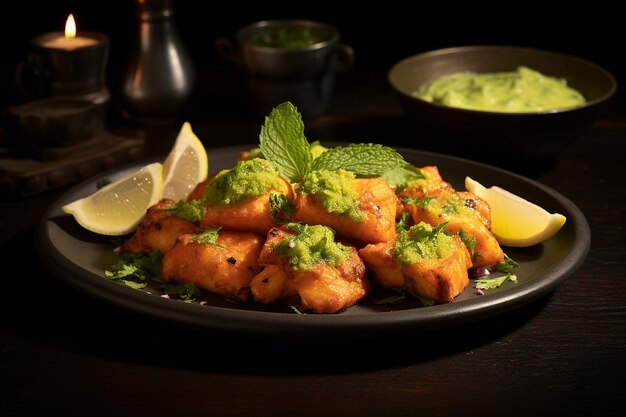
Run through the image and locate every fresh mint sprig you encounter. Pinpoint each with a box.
[381,163,426,190]
[311,143,407,177]
[259,101,407,183]
[259,102,312,183]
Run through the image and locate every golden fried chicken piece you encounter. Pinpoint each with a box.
[122,198,199,255]
[186,177,210,202]
[359,222,472,303]
[397,165,453,200]
[201,193,292,235]
[161,229,265,302]
[292,173,397,245]
[402,188,504,268]
[199,159,294,235]
[250,224,370,313]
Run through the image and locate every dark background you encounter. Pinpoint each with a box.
[2,0,624,116]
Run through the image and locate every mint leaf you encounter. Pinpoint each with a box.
[311,143,406,177]
[259,102,312,183]
[382,164,426,190]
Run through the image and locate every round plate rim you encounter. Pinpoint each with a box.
[35,144,591,338]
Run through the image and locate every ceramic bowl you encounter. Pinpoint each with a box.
[388,45,617,164]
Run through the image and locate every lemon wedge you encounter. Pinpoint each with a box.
[162,122,209,202]
[465,176,566,247]
[62,163,164,236]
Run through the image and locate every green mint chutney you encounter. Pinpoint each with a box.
[299,169,365,222]
[394,222,455,265]
[248,27,328,48]
[203,158,285,207]
[421,193,473,219]
[413,66,586,113]
[275,223,351,271]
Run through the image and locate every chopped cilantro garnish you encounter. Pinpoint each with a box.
[373,290,435,307]
[373,292,407,305]
[269,192,295,224]
[457,228,477,259]
[105,251,162,282]
[395,211,413,232]
[410,292,435,307]
[96,178,111,189]
[168,199,205,223]
[402,196,435,208]
[189,227,225,248]
[161,282,201,302]
[290,305,306,315]
[494,253,520,273]
[474,274,517,290]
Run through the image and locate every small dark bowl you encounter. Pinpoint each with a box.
[388,45,617,165]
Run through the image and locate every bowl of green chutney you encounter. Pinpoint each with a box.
[388,45,617,166]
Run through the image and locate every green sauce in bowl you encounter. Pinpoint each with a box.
[413,66,586,113]
[248,26,328,48]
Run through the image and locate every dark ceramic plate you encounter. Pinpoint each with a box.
[35,144,590,338]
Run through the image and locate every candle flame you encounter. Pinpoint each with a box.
[65,14,77,39]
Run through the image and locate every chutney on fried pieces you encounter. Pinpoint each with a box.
[250,224,370,313]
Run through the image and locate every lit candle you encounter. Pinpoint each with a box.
[23,14,109,98]
[40,14,98,50]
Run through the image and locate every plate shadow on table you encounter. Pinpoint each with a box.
[3,228,549,376]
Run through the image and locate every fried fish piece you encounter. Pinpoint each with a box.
[250,224,370,313]
[161,228,265,302]
[402,187,504,268]
[291,169,397,245]
[359,222,472,303]
[199,158,294,235]
[122,198,200,255]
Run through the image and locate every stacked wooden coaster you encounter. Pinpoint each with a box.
[0,98,145,197]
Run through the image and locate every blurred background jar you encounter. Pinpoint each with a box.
[117,0,196,126]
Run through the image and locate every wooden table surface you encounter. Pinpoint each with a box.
[1,69,625,417]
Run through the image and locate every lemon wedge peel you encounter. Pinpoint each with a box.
[465,176,566,247]
[61,121,209,236]
[62,162,164,236]
[162,121,209,202]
